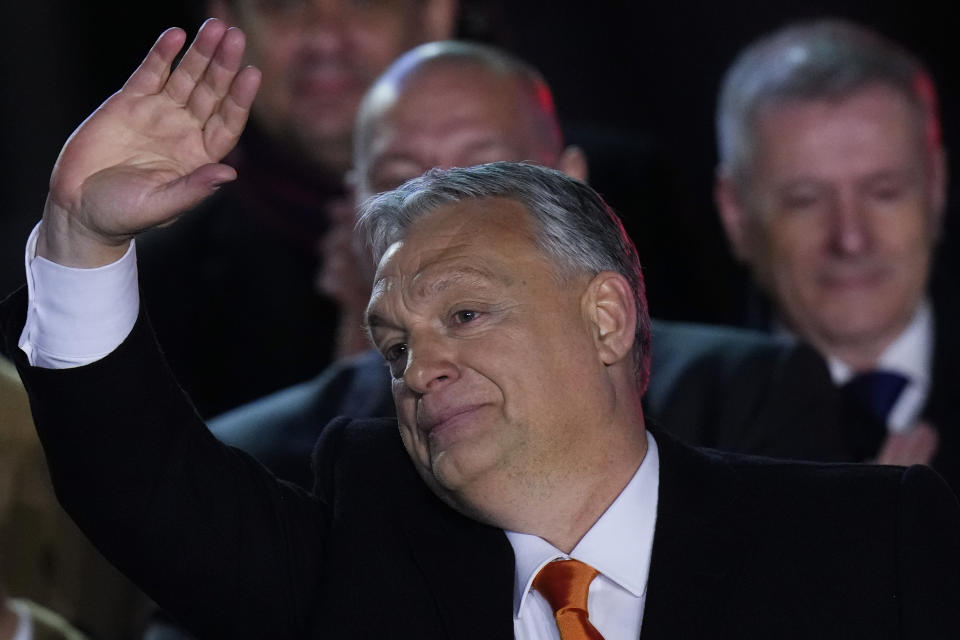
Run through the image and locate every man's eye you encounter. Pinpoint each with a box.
[870,185,905,202]
[384,343,408,377]
[453,310,481,324]
[782,193,820,211]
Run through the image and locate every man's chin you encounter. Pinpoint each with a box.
[284,122,354,173]
[808,309,908,352]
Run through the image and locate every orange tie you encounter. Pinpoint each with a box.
[533,559,606,640]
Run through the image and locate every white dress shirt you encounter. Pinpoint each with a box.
[509,432,659,640]
[824,302,934,433]
[776,302,933,433]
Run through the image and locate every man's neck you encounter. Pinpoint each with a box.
[547,437,649,553]
[777,304,926,374]
[499,423,649,554]
[821,337,898,373]
[807,302,933,382]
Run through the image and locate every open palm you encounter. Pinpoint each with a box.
[42,19,260,266]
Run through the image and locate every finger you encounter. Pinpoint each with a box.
[874,433,903,465]
[144,163,238,222]
[876,424,940,466]
[203,66,262,159]
[903,423,939,464]
[122,28,188,96]
[185,27,247,124]
[163,18,229,106]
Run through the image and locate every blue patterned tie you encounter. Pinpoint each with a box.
[841,370,909,461]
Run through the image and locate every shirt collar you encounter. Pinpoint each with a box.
[505,430,660,619]
[825,300,933,386]
[8,599,33,640]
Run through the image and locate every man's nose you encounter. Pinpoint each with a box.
[828,193,872,255]
[402,336,460,395]
[299,0,349,51]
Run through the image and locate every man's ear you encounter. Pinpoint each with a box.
[557,145,588,183]
[928,145,948,237]
[582,271,636,366]
[207,0,235,24]
[422,0,459,41]
[344,168,360,201]
[714,166,752,262]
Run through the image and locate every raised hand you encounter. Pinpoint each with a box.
[38,19,261,267]
[875,421,939,466]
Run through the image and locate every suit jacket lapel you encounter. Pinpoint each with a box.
[401,479,515,640]
[641,428,748,637]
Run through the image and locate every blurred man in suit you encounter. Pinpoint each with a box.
[714,19,958,488]
[137,0,458,417]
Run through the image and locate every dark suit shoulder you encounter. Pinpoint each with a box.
[646,320,842,459]
[211,350,394,489]
[647,430,960,637]
[305,416,515,639]
[660,426,909,506]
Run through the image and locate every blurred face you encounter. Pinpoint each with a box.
[226,0,451,170]
[734,85,944,358]
[355,64,558,199]
[365,199,609,518]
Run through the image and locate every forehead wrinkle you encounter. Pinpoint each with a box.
[364,262,512,332]
[409,264,511,302]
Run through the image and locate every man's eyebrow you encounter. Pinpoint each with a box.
[363,266,511,331]
[363,312,391,331]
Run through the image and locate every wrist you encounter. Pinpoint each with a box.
[38,196,131,267]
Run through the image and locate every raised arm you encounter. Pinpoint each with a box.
[38,19,260,268]
[4,24,334,637]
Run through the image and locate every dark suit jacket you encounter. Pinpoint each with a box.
[923,297,960,491]
[741,282,960,493]
[210,320,843,490]
[3,291,959,639]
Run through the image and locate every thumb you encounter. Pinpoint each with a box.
[151,163,237,217]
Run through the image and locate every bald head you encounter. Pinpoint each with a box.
[319,42,586,359]
[351,41,582,200]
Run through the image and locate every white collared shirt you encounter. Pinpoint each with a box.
[824,302,934,433]
[508,431,659,640]
[8,599,33,640]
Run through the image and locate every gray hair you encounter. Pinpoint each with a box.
[357,161,651,391]
[716,18,940,182]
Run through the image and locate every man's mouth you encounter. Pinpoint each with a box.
[293,66,364,97]
[818,264,889,291]
[419,404,488,442]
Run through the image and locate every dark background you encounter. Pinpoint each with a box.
[2,1,955,324]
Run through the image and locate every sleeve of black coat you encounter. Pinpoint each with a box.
[1,287,328,639]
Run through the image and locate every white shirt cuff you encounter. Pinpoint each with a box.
[18,222,140,368]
